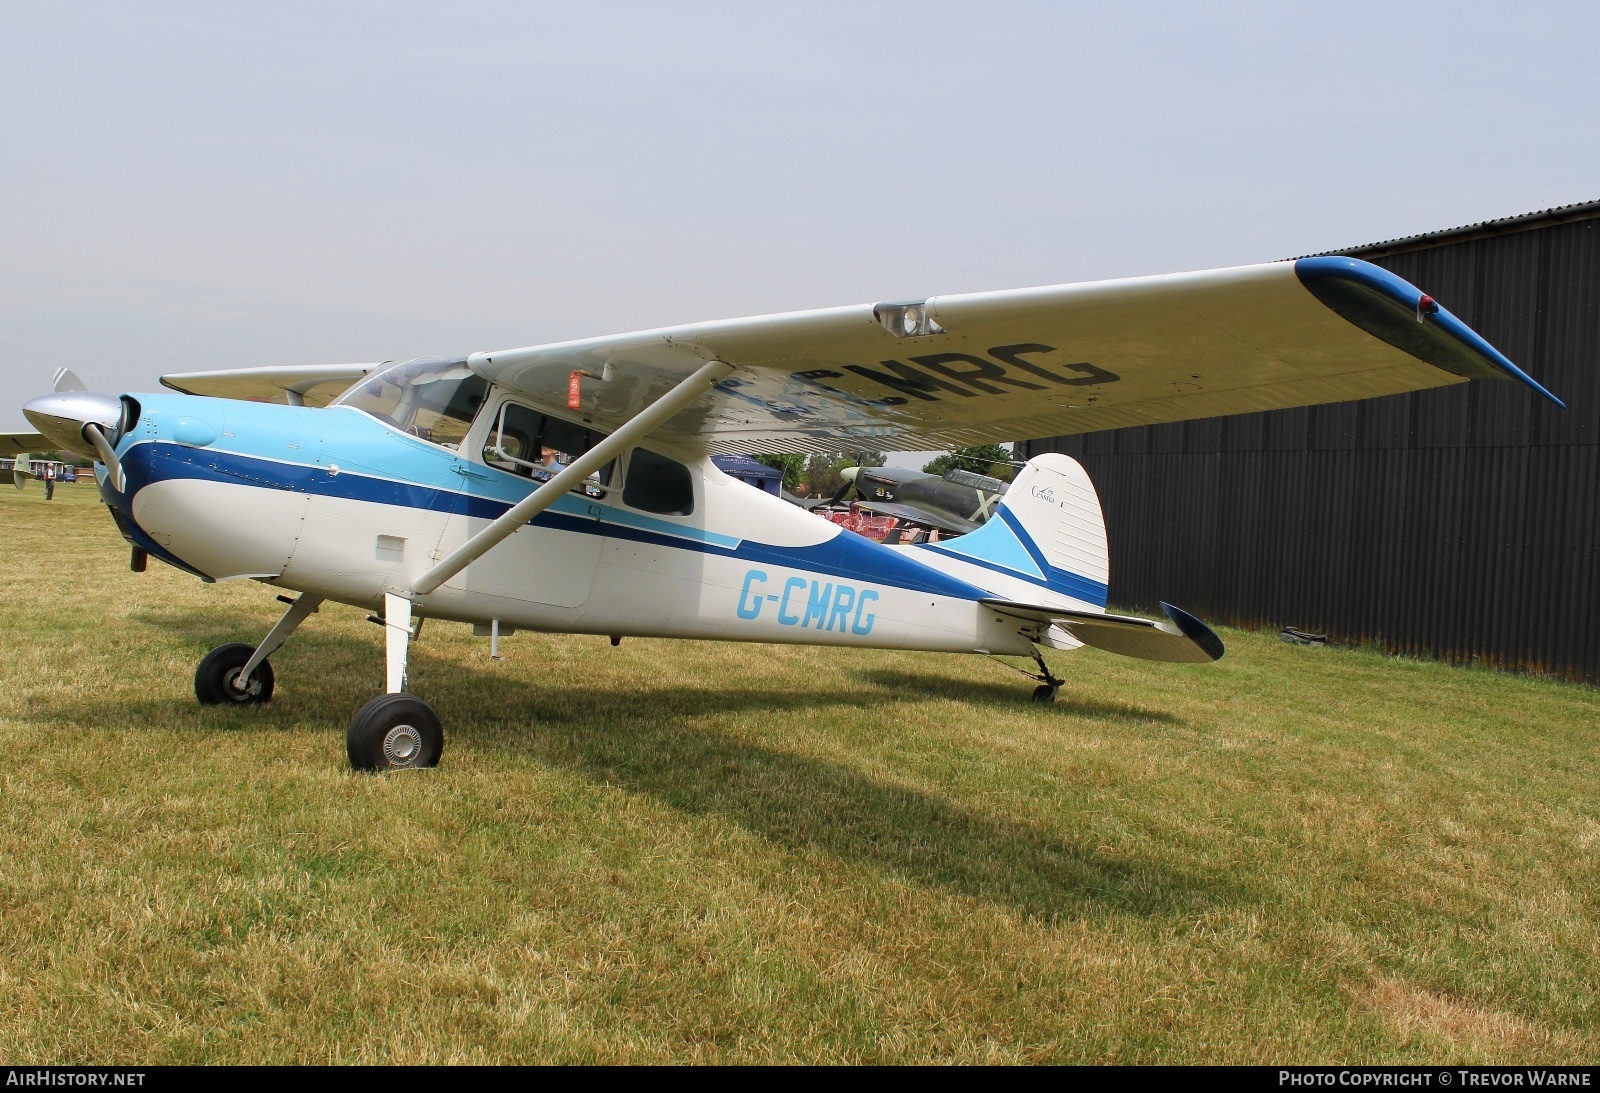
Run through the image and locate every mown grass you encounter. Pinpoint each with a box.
[0,484,1596,1063]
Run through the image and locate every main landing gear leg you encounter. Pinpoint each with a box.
[1030,649,1064,704]
[195,593,324,705]
[347,592,443,772]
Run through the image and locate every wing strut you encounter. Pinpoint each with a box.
[409,359,736,596]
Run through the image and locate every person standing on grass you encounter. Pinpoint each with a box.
[43,462,54,501]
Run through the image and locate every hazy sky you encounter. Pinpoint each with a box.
[4,1,1598,461]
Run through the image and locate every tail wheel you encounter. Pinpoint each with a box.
[195,642,275,705]
[348,693,443,771]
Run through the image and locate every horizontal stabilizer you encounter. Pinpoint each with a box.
[982,598,1225,663]
[0,433,52,458]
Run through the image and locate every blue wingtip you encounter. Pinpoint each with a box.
[1295,256,1565,409]
[1495,359,1566,409]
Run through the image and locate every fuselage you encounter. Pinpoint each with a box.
[101,392,1099,658]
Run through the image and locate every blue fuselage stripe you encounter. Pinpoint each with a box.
[118,440,990,600]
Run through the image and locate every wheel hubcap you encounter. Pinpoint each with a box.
[383,724,423,766]
[223,667,259,700]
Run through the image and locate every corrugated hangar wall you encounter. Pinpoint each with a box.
[1018,205,1600,681]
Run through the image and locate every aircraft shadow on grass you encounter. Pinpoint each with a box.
[852,668,1183,726]
[56,611,1243,921]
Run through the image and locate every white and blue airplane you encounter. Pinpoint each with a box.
[9,257,1560,770]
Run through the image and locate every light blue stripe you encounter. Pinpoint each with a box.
[589,502,742,549]
[125,395,743,550]
[917,504,1109,607]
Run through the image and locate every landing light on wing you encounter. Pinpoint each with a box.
[874,300,944,338]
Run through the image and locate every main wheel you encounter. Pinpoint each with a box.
[347,693,443,771]
[195,642,275,705]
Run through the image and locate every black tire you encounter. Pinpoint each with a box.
[195,642,275,705]
[347,693,443,771]
[1031,683,1058,703]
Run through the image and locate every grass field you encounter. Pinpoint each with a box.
[1,483,1597,1063]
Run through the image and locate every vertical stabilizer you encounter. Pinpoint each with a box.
[915,454,1109,609]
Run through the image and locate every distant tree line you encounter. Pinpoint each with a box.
[921,444,1016,481]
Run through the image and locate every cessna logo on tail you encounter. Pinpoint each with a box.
[791,343,1121,407]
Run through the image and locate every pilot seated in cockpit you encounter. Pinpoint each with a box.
[531,446,566,482]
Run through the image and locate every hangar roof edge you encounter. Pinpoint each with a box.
[1298,199,1600,260]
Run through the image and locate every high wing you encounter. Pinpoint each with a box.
[0,433,52,458]
[467,257,1561,455]
[161,363,378,407]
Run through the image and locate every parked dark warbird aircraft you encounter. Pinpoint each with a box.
[822,463,1010,537]
[8,257,1561,771]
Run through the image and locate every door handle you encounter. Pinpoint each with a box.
[452,461,490,480]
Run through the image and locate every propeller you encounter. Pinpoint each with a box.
[53,368,87,393]
[22,371,128,492]
[825,465,861,507]
[81,421,127,492]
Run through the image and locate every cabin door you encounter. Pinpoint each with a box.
[441,399,607,608]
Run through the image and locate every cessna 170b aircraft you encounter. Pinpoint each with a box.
[9,257,1559,771]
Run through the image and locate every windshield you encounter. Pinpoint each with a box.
[331,358,489,449]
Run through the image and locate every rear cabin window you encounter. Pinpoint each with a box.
[623,449,694,516]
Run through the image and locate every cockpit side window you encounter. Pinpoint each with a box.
[622,448,694,516]
[484,401,615,490]
[489,402,543,466]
